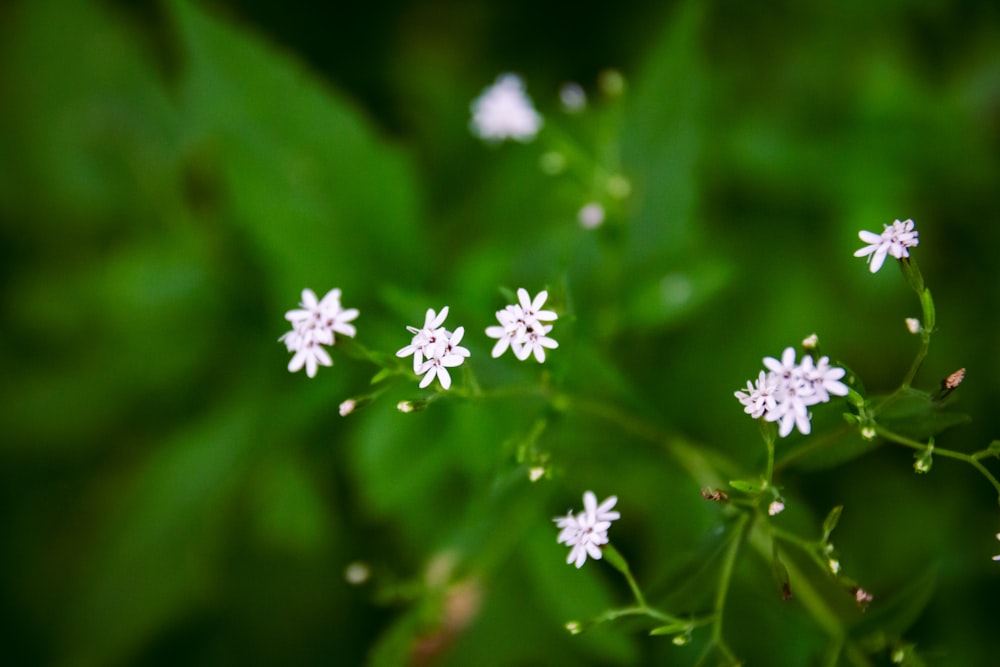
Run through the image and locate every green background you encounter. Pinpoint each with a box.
[1,0,999,665]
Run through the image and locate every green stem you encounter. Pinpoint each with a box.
[876,425,1000,500]
[712,514,750,645]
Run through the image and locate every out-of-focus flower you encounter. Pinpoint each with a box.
[470,74,542,143]
[577,202,605,229]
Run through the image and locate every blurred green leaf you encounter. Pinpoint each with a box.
[876,389,971,441]
[170,0,424,302]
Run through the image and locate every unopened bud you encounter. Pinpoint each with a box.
[944,368,965,391]
[905,317,920,334]
[528,466,546,482]
[828,559,841,574]
[914,447,933,473]
[397,399,429,414]
[339,399,357,417]
[861,426,877,440]
[768,500,785,516]
[672,632,691,646]
[565,621,582,635]
[802,333,818,349]
[854,587,873,610]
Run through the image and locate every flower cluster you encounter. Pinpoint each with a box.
[854,218,919,273]
[735,347,849,437]
[485,289,559,362]
[469,74,543,143]
[279,288,358,378]
[554,491,620,568]
[396,307,470,390]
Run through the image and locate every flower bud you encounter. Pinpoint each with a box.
[905,317,920,334]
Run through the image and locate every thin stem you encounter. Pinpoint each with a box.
[900,335,930,390]
[712,514,750,645]
[876,425,1000,500]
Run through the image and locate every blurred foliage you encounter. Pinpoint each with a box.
[1,0,999,665]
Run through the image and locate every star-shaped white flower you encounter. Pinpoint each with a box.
[735,370,778,419]
[470,74,543,143]
[554,491,620,568]
[854,219,919,273]
[396,306,450,372]
[513,322,559,362]
[486,288,559,362]
[398,307,469,390]
[736,346,849,437]
[279,288,358,377]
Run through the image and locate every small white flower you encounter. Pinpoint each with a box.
[470,73,542,143]
[279,288,358,377]
[486,289,559,362]
[800,355,850,404]
[735,371,777,419]
[398,308,469,390]
[513,323,559,363]
[554,491,620,568]
[736,346,849,437]
[854,218,919,273]
[577,202,605,229]
[287,336,333,378]
[768,500,785,516]
[396,306,450,372]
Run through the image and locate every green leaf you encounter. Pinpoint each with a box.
[649,622,693,636]
[822,505,844,542]
[876,389,970,441]
[170,0,423,302]
[729,479,763,494]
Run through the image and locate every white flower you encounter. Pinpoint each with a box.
[735,371,778,419]
[287,335,333,378]
[486,289,559,362]
[396,306,450,372]
[554,491,620,568]
[854,218,919,273]
[800,355,850,404]
[736,346,849,437]
[417,327,469,390]
[398,308,469,390]
[470,74,542,143]
[513,323,559,363]
[577,202,605,229]
[279,288,358,377]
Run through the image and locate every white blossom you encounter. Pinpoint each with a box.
[486,289,559,362]
[554,491,620,568]
[279,288,358,377]
[735,346,849,437]
[398,308,469,390]
[470,74,542,143]
[854,218,919,273]
[577,202,605,229]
